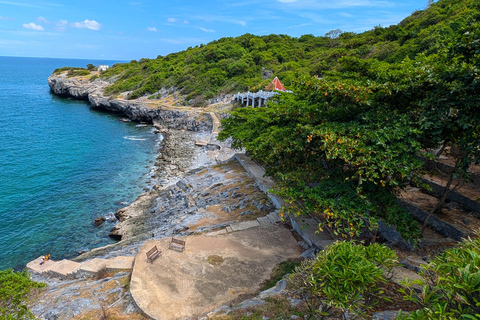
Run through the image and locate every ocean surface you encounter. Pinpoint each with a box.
[0,56,159,270]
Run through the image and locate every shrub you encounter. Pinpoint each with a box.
[288,241,398,318]
[67,69,91,77]
[0,269,46,319]
[399,236,480,319]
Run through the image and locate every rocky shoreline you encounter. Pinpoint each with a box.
[48,72,213,131]
[47,71,236,261]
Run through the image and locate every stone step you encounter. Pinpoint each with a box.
[206,228,229,236]
[106,256,135,271]
[79,258,109,274]
[26,256,56,274]
[195,140,208,146]
[390,266,424,291]
[266,211,281,224]
[46,259,81,277]
[230,220,260,232]
[257,216,272,226]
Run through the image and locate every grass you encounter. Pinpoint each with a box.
[207,255,225,266]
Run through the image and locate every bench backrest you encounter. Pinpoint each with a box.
[171,238,185,245]
[146,246,158,256]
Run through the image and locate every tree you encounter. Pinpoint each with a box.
[325,29,343,39]
[220,71,424,243]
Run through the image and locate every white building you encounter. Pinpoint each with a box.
[97,65,110,72]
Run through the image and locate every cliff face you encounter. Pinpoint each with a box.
[48,73,212,132]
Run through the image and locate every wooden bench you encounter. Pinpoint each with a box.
[146,245,162,263]
[169,237,186,252]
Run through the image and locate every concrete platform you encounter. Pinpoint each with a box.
[130,225,302,320]
[106,256,135,271]
[78,258,109,273]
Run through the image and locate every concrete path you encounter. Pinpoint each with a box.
[130,226,302,320]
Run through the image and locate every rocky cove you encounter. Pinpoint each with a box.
[30,71,306,319]
[46,71,242,254]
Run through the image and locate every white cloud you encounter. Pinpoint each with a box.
[37,16,49,23]
[55,19,68,31]
[167,17,178,23]
[147,26,158,32]
[198,27,215,33]
[71,19,102,30]
[183,20,189,24]
[0,16,14,21]
[22,22,44,31]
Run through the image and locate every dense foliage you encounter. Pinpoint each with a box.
[219,0,480,242]
[289,241,398,318]
[0,269,45,319]
[99,0,478,103]
[399,236,480,319]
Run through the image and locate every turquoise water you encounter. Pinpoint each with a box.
[0,57,159,270]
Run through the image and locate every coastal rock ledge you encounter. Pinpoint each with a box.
[47,72,213,132]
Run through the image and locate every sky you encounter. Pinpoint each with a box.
[0,0,429,61]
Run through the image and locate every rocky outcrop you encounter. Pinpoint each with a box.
[48,72,213,131]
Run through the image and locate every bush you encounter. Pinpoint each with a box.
[289,241,398,318]
[399,236,480,319]
[67,69,91,77]
[0,269,46,319]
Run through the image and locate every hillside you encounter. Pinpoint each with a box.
[82,0,478,105]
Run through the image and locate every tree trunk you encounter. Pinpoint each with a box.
[421,173,454,233]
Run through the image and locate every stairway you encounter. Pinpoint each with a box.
[26,255,134,279]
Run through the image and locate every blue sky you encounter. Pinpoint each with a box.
[0,0,427,60]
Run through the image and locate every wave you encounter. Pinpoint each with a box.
[123,136,147,141]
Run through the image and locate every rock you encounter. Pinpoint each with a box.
[258,279,287,299]
[297,241,310,250]
[300,248,316,259]
[93,217,106,226]
[445,201,459,210]
[378,220,414,251]
[372,311,401,320]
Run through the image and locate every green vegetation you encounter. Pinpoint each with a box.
[399,236,480,319]
[289,242,398,318]
[0,269,46,319]
[53,66,92,78]
[219,0,480,243]
[98,0,478,103]
[262,258,302,290]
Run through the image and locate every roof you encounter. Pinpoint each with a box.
[265,76,286,91]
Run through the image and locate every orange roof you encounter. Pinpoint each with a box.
[265,76,286,91]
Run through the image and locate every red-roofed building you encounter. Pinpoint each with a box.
[265,76,286,91]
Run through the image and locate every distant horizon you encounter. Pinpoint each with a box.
[0,55,122,62]
[0,0,429,60]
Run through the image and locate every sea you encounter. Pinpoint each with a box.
[0,56,160,270]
